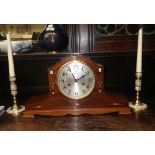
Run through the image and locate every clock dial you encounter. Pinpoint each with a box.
[57,60,95,99]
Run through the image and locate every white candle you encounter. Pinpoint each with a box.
[7,33,15,77]
[136,28,143,73]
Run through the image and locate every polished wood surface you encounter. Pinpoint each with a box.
[0,91,155,130]
[0,111,155,131]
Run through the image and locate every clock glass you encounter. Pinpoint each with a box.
[57,60,95,99]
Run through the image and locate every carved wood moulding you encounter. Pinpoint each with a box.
[95,24,155,37]
[94,24,155,52]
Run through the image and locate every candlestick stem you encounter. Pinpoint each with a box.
[6,76,25,115]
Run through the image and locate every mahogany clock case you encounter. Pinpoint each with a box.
[48,56,104,98]
[23,55,131,117]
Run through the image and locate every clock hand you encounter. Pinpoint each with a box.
[66,66,72,72]
[66,66,76,81]
[75,72,89,82]
[72,73,76,81]
[76,74,86,81]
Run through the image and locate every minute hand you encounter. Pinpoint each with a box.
[75,73,89,82]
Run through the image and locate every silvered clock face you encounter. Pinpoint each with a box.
[57,60,95,99]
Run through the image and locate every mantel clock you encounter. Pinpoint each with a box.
[23,55,130,117]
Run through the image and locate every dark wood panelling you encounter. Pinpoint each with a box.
[67,24,94,53]
[67,24,80,52]
[0,52,155,95]
[94,24,155,52]
[95,35,155,52]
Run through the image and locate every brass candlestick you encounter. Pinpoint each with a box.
[129,72,147,112]
[6,76,25,115]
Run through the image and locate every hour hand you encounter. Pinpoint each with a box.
[72,73,76,81]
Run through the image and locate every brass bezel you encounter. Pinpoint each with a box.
[56,60,96,100]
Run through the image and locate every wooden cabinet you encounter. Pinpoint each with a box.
[67,24,155,52]
[0,24,155,95]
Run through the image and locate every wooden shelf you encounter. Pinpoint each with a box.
[0,50,155,62]
[11,34,32,40]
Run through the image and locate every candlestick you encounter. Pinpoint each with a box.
[136,28,143,73]
[6,33,25,116]
[128,28,147,112]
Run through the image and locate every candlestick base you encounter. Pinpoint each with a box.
[6,105,25,116]
[128,101,147,112]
